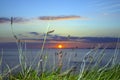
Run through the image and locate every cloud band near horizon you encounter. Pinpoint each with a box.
[37,15,81,20]
[0,15,86,24]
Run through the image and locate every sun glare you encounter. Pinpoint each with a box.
[58,44,63,49]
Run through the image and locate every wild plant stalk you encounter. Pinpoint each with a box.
[82,47,102,79]
[96,47,106,66]
[77,45,102,80]
[112,37,119,67]
[100,55,113,71]
[77,48,94,80]
[0,48,3,68]
[23,40,27,71]
[36,25,49,75]
[2,64,20,78]
[67,51,72,69]
[36,25,55,75]
[43,53,48,72]
[53,52,56,71]
[58,51,63,69]
[40,28,49,56]
[86,47,106,79]
[10,17,27,75]
[0,48,3,79]
[10,17,41,79]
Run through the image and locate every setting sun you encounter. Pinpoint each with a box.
[58,44,63,49]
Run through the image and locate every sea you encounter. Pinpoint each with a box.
[0,48,120,74]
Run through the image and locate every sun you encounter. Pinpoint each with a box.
[58,44,63,49]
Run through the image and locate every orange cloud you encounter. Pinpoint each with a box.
[0,15,88,24]
[38,15,86,20]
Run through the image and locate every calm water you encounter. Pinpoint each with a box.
[0,48,120,73]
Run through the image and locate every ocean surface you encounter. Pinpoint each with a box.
[0,48,120,73]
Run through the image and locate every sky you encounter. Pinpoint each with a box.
[0,0,120,48]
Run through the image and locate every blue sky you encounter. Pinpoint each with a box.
[0,0,120,48]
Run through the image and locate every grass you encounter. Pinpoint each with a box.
[0,18,120,80]
[0,42,120,80]
[1,64,120,80]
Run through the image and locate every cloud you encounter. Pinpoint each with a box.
[11,31,119,43]
[81,37,120,43]
[37,15,85,20]
[12,17,29,23]
[29,32,39,35]
[19,34,79,42]
[0,17,10,23]
[0,17,29,24]
[1,36,119,48]
[0,15,88,24]
[20,34,120,44]
[49,35,86,42]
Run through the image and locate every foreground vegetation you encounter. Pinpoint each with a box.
[0,64,120,80]
[0,47,120,80]
[0,19,119,80]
